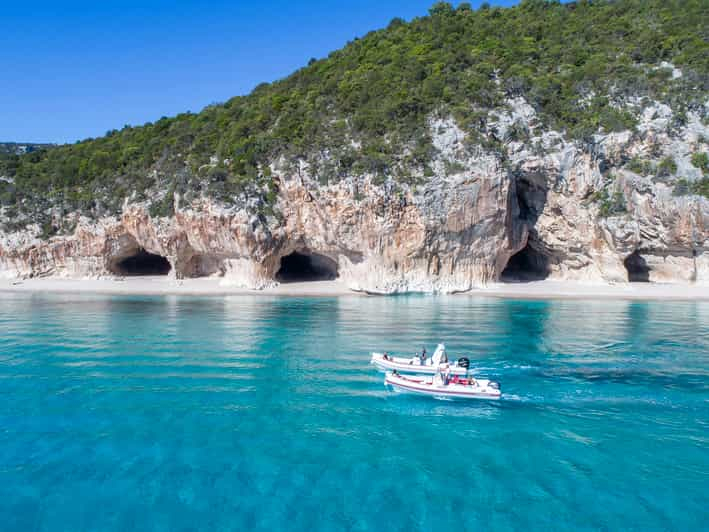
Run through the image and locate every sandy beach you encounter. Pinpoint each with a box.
[475,280,709,301]
[1,276,708,300]
[0,277,355,297]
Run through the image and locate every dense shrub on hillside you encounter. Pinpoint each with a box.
[674,177,709,198]
[691,151,709,173]
[1,0,708,228]
[590,186,628,218]
[656,156,678,179]
[626,157,654,176]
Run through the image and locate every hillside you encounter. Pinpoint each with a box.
[0,0,708,292]
[1,0,708,230]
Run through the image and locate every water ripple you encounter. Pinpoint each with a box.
[0,292,707,531]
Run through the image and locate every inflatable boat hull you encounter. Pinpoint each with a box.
[384,372,501,400]
[371,352,468,376]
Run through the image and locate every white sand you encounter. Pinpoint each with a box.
[1,277,708,300]
[472,280,709,301]
[0,277,357,297]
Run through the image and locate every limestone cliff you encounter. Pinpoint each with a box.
[1,96,707,293]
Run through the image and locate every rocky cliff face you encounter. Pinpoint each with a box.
[1,97,707,293]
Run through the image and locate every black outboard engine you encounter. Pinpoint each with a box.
[457,357,470,369]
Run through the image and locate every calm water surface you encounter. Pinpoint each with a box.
[0,293,707,531]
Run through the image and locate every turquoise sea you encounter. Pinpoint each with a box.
[0,292,707,531]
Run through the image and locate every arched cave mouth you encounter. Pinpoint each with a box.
[624,251,650,283]
[501,240,551,282]
[276,250,338,283]
[111,249,172,276]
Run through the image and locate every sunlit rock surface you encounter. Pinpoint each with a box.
[1,98,707,292]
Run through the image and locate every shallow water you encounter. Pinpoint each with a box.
[0,293,707,531]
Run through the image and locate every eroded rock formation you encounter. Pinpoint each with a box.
[1,98,707,293]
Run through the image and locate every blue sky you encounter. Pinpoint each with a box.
[1,1,520,144]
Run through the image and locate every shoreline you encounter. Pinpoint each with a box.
[1,277,708,301]
[474,280,709,301]
[0,277,357,298]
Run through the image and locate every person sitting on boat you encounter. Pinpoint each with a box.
[382,352,390,361]
[409,350,423,365]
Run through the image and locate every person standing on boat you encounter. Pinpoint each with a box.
[420,347,427,364]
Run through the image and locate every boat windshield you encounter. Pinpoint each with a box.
[431,343,447,365]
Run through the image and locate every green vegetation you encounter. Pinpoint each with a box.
[691,151,709,173]
[1,0,708,231]
[591,186,628,218]
[626,156,653,176]
[674,177,709,198]
[656,156,678,179]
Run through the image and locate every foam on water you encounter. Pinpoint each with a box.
[0,293,708,530]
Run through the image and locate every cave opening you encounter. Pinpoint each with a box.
[276,250,338,283]
[515,174,548,225]
[501,240,550,282]
[111,249,172,276]
[624,250,650,282]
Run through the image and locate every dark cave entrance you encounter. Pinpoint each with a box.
[111,249,172,276]
[624,251,650,282]
[276,251,338,283]
[502,172,551,283]
[501,239,550,282]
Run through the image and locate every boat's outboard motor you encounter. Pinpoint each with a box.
[457,357,470,369]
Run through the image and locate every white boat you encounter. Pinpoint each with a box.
[371,343,470,376]
[385,371,501,400]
